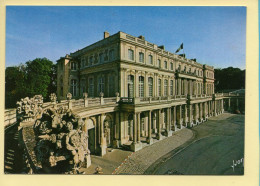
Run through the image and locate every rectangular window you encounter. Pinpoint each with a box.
[164,79,168,96]
[148,55,153,65]
[164,61,167,69]
[139,52,144,63]
[128,75,134,98]
[139,76,144,97]
[71,79,77,97]
[89,56,93,66]
[128,49,134,60]
[158,79,162,96]
[148,77,153,97]
[71,62,77,70]
[170,62,173,70]
[109,50,115,61]
[170,80,173,96]
[98,77,104,94]
[108,75,114,97]
[99,53,104,63]
[88,78,94,97]
[158,59,161,68]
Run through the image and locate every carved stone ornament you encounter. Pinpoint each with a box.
[16,95,43,122]
[115,92,120,97]
[100,92,104,97]
[33,108,90,174]
[83,92,88,99]
[66,93,72,100]
[49,93,57,103]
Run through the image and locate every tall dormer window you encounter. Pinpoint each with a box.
[128,49,134,61]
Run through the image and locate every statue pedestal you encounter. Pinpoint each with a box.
[85,154,91,168]
[130,142,142,152]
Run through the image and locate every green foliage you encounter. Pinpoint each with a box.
[214,67,245,92]
[5,58,57,108]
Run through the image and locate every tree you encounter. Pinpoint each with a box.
[5,65,27,108]
[214,67,245,92]
[25,58,56,99]
[5,58,57,108]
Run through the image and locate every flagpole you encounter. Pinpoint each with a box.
[183,43,185,58]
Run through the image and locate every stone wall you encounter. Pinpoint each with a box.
[4,108,17,129]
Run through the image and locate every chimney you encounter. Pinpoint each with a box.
[138,35,145,40]
[158,45,165,50]
[104,31,110,39]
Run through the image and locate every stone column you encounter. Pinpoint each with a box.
[199,103,203,123]
[130,112,142,152]
[113,111,120,148]
[137,112,141,143]
[172,106,176,131]
[221,99,224,113]
[156,109,162,140]
[214,101,217,116]
[178,78,182,95]
[228,98,231,112]
[177,105,182,129]
[183,105,187,127]
[146,110,153,144]
[203,102,207,121]
[194,103,198,124]
[133,113,137,144]
[100,114,106,156]
[187,104,193,127]
[135,71,139,97]
[173,78,176,96]
[166,107,172,137]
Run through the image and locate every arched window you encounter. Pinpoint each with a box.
[148,77,153,97]
[139,76,144,97]
[128,49,134,60]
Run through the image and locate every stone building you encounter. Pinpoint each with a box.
[57,31,224,155]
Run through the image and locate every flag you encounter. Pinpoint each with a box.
[175,43,183,53]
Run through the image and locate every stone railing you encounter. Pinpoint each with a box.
[4,108,17,129]
[120,95,188,104]
[223,92,244,97]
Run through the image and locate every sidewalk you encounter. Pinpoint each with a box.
[81,128,193,175]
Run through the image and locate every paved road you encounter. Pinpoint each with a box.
[144,113,244,175]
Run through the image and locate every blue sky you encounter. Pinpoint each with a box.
[6,6,246,69]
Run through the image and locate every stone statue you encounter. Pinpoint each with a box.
[33,107,90,174]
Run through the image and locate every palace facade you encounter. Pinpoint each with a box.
[57,31,224,155]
